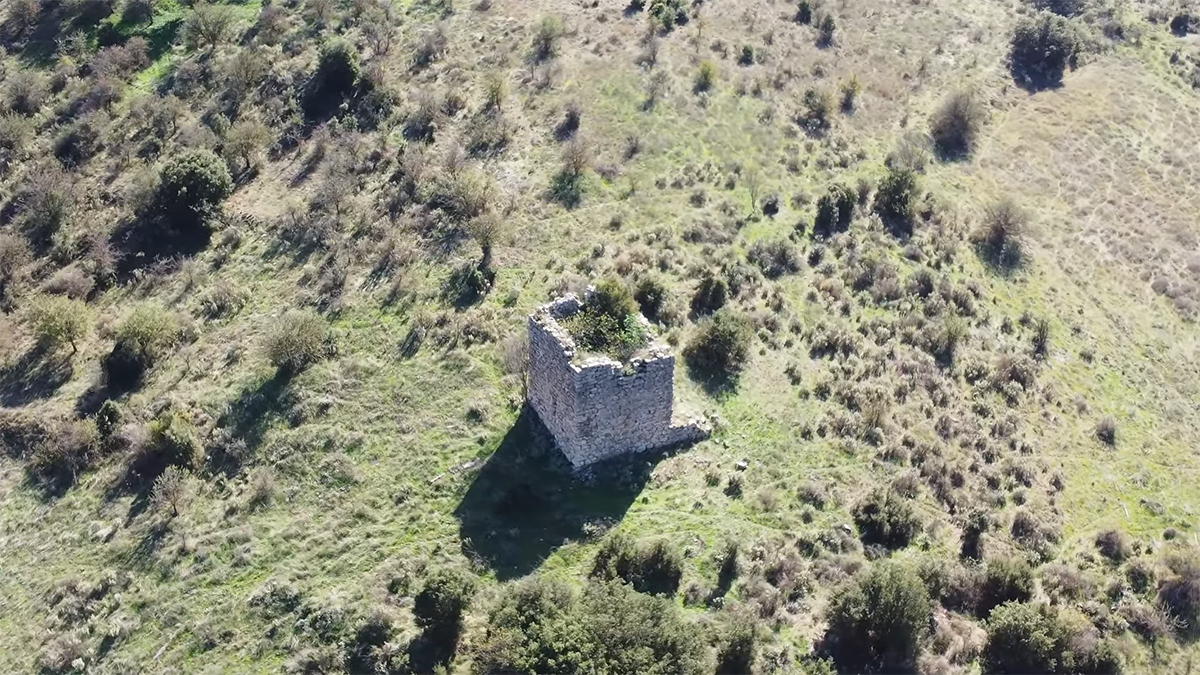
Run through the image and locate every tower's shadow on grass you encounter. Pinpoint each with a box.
[454,406,657,580]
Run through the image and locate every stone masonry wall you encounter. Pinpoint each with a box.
[528,294,709,468]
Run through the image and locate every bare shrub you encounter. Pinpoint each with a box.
[930,89,985,160]
[1095,415,1116,445]
[973,198,1027,271]
[184,2,239,51]
[265,310,333,374]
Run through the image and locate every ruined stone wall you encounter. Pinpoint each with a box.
[527,295,708,468]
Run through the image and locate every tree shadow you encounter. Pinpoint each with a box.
[454,406,656,580]
[214,370,295,458]
[683,360,741,400]
[0,345,73,406]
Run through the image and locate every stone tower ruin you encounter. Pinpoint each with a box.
[527,293,709,468]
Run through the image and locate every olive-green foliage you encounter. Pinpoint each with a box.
[800,88,834,132]
[683,309,751,382]
[24,295,91,353]
[690,275,728,316]
[983,602,1122,674]
[563,280,648,361]
[264,310,332,374]
[695,60,717,93]
[477,577,707,675]
[747,238,801,279]
[853,489,921,550]
[153,150,233,229]
[1009,12,1080,89]
[531,15,564,61]
[822,562,931,674]
[978,557,1035,617]
[649,0,689,30]
[103,305,180,391]
[874,166,919,235]
[814,183,857,236]
[413,568,477,636]
[634,276,667,322]
[715,614,757,675]
[591,534,684,596]
[305,39,361,117]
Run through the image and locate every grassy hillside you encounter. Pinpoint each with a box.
[1,0,1199,672]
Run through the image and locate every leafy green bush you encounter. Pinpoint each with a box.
[264,310,332,374]
[591,534,684,596]
[304,39,361,117]
[683,310,752,382]
[649,0,689,30]
[853,489,921,550]
[414,568,477,635]
[531,15,564,61]
[978,557,1035,617]
[874,166,919,235]
[24,295,91,353]
[634,277,667,322]
[695,60,717,93]
[1009,12,1080,89]
[983,602,1121,674]
[747,238,801,279]
[563,280,648,361]
[814,183,857,236]
[690,274,728,316]
[795,0,813,24]
[152,149,233,231]
[477,577,706,675]
[144,409,203,472]
[930,89,986,160]
[800,88,834,132]
[715,614,757,675]
[822,562,931,673]
[103,305,180,391]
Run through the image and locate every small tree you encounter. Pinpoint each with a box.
[103,305,180,391]
[822,562,931,673]
[1009,12,1080,89]
[153,149,234,229]
[874,166,919,235]
[695,60,717,93]
[817,13,836,46]
[184,2,238,51]
[223,117,271,173]
[715,614,757,675]
[305,39,361,117]
[683,310,752,383]
[25,296,91,354]
[531,15,564,62]
[978,557,1035,617]
[814,183,857,236]
[151,465,194,519]
[853,489,921,550]
[413,569,477,654]
[265,310,332,374]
